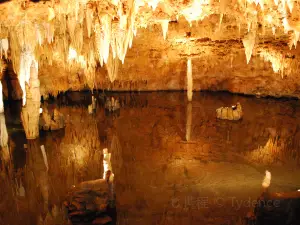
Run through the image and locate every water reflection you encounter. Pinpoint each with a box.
[2,92,300,225]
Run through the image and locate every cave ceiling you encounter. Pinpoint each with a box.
[1,0,300,96]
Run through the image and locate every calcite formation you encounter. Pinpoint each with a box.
[21,61,41,139]
[1,1,300,98]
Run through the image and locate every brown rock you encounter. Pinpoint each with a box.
[92,216,112,225]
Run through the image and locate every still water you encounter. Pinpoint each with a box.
[1,91,300,225]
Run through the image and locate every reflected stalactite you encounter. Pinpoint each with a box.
[58,108,101,182]
[185,102,192,141]
[21,61,41,139]
[25,139,49,212]
[246,131,300,166]
[110,134,122,180]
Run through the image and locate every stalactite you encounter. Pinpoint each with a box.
[161,20,169,40]
[242,30,256,64]
[19,49,34,105]
[86,5,93,38]
[1,38,8,59]
[106,49,119,83]
[48,7,55,21]
[187,58,193,101]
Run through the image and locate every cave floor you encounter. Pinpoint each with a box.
[1,91,300,225]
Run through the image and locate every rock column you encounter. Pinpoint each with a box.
[21,61,40,139]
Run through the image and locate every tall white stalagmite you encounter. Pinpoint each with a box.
[0,81,3,113]
[187,58,193,101]
[186,102,192,141]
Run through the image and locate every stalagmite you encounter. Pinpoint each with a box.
[21,61,41,139]
[161,20,169,40]
[242,30,256,64]
[185,102,192,141]
[187,58,193,101]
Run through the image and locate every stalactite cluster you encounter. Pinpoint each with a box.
[1,0,300,91]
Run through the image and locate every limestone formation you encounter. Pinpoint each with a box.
[216,102,243,121]
[21,61,41,139]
